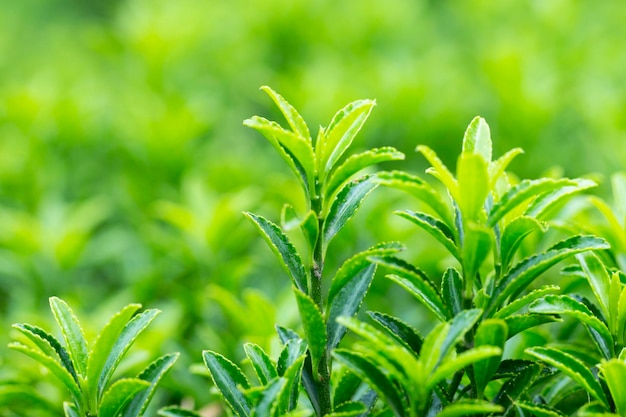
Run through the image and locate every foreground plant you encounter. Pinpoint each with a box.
[9,296,178,417]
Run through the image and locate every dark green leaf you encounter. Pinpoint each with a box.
[473,319,507,397]
[461,223,492,289]
[158,406,202,417]
[275,355,306,414]
[368,311,423,356]
[260,86,311,141]
[493,363,540,415]
[202,350,251,417]
[49,297,89,377]
[486,235,609,317]
[326,401,367,417]
[244,344,278,385]
[494,285,560,319]
[250,378,285,417]
[438,309,482,366]
[516,401,567,417]
[323,175,379,249]
[504,313,560,338]
[429,346,501,390]
[333,370,362,407]
[395,210,459,260]
[294,288,327,376]
[99,379,150,417]
[437,400,503,417]
[245,212,308,293]
[441,267,463,319]
[277,339,307,377]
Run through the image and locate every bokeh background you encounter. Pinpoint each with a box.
[1,0,625,413]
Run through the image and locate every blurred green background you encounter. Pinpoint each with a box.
[1,0,625,412]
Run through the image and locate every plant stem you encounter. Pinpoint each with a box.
[310,194,332,416]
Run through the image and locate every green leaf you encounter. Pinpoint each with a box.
[122,353,179,417]
[525,178,596,219]
[260,86,311,141]
[499,216,546,272]
[417,145,458,200]
[368,311,423,356]
[244,344,278,385]
[376,170,453,227]
[374,256,446,322]
[494,285,560,319]
[456,153,489,222]
[277,339,307,377]
[461,223,492,290]
[395,210,459,260]
[577,252,612,325]
[617,284,626,346]
[323,174,379,249]
[473,319,507,397]
[487,178,580,227]
[9,342,82,405]
[326,401,367,417]
[441,268,463,319]
[492,362,540,415]
[301,210,319,251]
[245,212,308,293]
[158,406,203,417]
[98,309,160,400]
[275,355,306,414]
[294,288,327,376]
[250,378,285,417]
[203,350,251,417]
[462,116,492,162]
[49,297,89,377]
[99,378,150,417]
[12,323,78,382]
[489,148,524,187]
[516,401,567,417]
[526,346,608,406]
[503,313,560,338]
[437,400,503,417]
[244,116,315,194]
[437,309,483,367]
[428,346,502,389]
[529,294,614,358]
[325,147,404,200]
[599,359,626,417]
[87,303,141,407]
[320,99,375,175]
[332,349,406,417]
[333,370,362,407]
[486,235,609,317]
[64,402,81,417]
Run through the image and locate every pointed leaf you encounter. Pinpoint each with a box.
[325,147,404,200]
[494,285,560,319]
[158,406,202,417]
[88,303,141,406]
[486,235,609,317]
[326,401,367,417]
[437,400,502,417]
[503,313,560,338]
[461,224,492,289]
[577,252,612,324]
[462,116,492,162]
[473,319,507,396]
[441,268,463,319]
[525,178,596,219]
[323,175,379,248]
[99,378,150,417]
[49,297,89,377]
[395,210,459,260]
[321,99,375,174]
[122,353,179,417]
[516,401,567,417]
[333,370,362,407]
[417,145,458,200]
[245,212,307,293]
[275,355,306,414]
[203,350,251,417]
[98,309,160,399]
[244,344,278,385]
[489,148,524,187]
[456,153,489,222]
[251,378,285,417]
[493,363,540,414]
[260,86,310,141]
[64,402,81,417]
[429,346,502,389]
[368,311,423,356]
[499,216,545,272]
[599,359,626,417]
[277,339,307,377]
[294,288,327,376]
[437,309,483,367]
[526,346,608,406]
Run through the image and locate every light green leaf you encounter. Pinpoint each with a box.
[529,294,614,359]
[473,319,507,397]
[576,252,612,326]
[323,174,379,249]
[203,350,251,417]
[376,170,453,227]
[260,86,311,141]
[368,311,423,356]
[525,178,596,219]
[244,344,278,386]
[456,153,489,222]
[437,309,482,367]
[489,148,524,187]
[395,210,459,260]
[332,349,406,417]
[503,313,559,338]
[99,379,149,417]
[486,235,609,317]
[417,145,458,200]
[64,402,81,417]
[494,285,560,319]
[49,297,89,377]
[600,359,626,417]
[245,212,308,293]
[617,284,626,345]
[275,355,306,414]
[98,309,160,400]
[526,346,608,406]
[325,401,367,417]
[516,401,567,417]
[499,216,546,272]
[87,303,141,407]
[461,223,492,292]
[9,342,82,405]
[462,116,492,162]
[294,288,327,376]
[301,210,319,252]
[429,346,501,389]
[437,400,502,417]
[420,321,449,377]
[441,267,463,319]
[321,99,375,175]
[158,406,203,417]
[325,147,404,200]
[277,339,307,377]
[588,196,626,254]
[487,178,580,227]
[122,353,179,417]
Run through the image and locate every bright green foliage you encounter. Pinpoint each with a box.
[9,297,177,417]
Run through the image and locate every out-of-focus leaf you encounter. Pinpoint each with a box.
[320,99,375,175]
[526,346,608,406]
[157,406,202,417]
[49,297,89,377]
[260,86,311,141]
[64,402,81,417]
[323,175,378,249]
[202,350,251,417]
[489,148,524,187]
[395,210,459,260]
[599,359,626,417]
[245,212,308,293]
[99,379,149,417]
[325,147,404,200]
